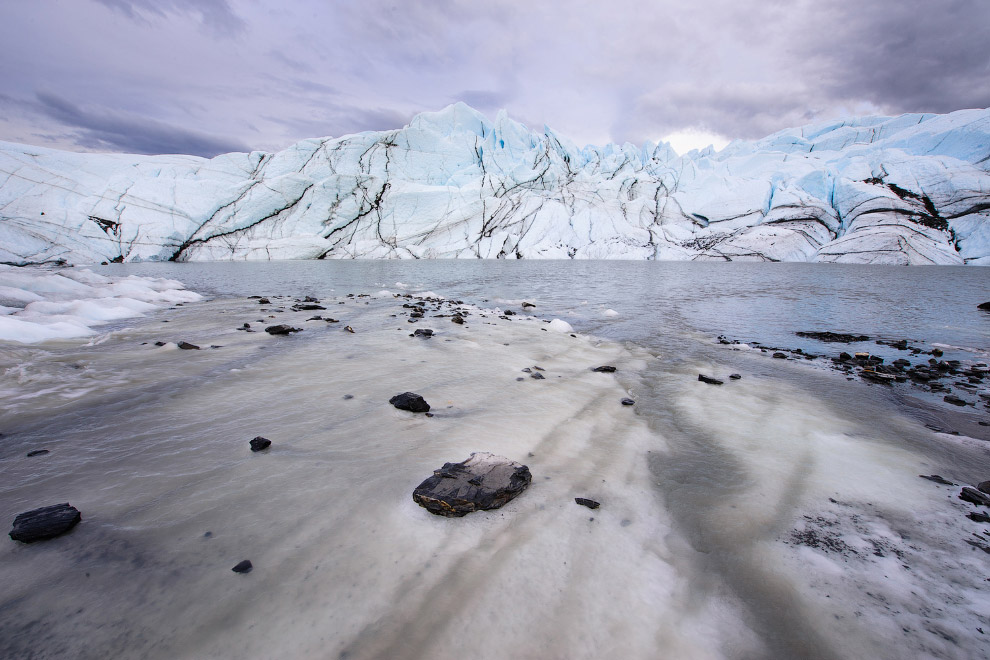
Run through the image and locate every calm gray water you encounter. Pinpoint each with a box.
[108,260,989,354]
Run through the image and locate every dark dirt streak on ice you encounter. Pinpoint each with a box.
[637,333,990,659]
[641,373,839,659]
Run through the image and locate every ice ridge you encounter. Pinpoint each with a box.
[1,103,988,265]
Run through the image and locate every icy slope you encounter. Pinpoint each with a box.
[1,104,988,265]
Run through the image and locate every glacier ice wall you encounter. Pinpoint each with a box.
[1,103,989,266]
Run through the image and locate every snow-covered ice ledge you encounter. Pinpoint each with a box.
[1,104,989,266]
[0,265,201,343]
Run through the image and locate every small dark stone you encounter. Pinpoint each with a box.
[839,352,853,361]
[575,497,600,509]
[250,436,271,452]
[390,392,430,413]
[772,352,787,359]
[932,348,943,357]
[258,298,270,305]
[154,341,167,346]
[522,302,536,308]
[343,326,355,333]
[977,302,990,311]
[729,373,742,380]
[530,372,545,380]
[968,511,990,523]
[919,474,955,485]
[232,560,253,574]
[177,341,200,350]
[293,304,326,311]
[26,449,50,457]
[412,452,532,517]
[698,374,723,385]
[978,481,990,494]
[265,324,301,335]
[343,394,354,400]
[241,323,251,329]
[960,487,990,507]
[944,394,968,407]
[620,398,635,406]
[592,365,617,373]
[413,328,434,338]
[451,316,465,325]
[9,503,81,543]
[204,531,213,538]
[303,296,319,303]
[504,309,515,316]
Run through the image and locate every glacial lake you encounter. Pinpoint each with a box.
[2,260,988,660]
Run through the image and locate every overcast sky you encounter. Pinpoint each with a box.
[1,0,988,157]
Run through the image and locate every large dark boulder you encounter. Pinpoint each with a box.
[978,302,990,310]
[413,452,532,517]
[9,503,81,543]
[390,392,430,413]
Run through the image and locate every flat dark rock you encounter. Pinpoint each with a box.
[943,394,968,407]
[26,449,49,457]
[575,497,600,509]
[9,503,81,543]
[413,452,532,517]
[530,372,545,380]
[231,560,253,574]
[959,487,990,507]
[978,481,990,494]
[293,304,326,311]
[772,352,787,359]
[621,398,635,406]
[177,341,200,350]
[265,324,301,335]
[412,328,434,338]
[592,365,617,373]
[919,474,955,485]
[451,316,465,325]
[796,331,871,343]
[969,511,990,523]
[729,373,742,380]
[250,436,271,452]
[698,374,723,385]
[978,302,990,310]
[390,392,430,413]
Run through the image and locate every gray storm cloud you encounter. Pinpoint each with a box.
[0,0,986,155]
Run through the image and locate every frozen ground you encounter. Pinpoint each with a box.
[1,274,989,659]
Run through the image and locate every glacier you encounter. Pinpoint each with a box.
[1,103,989,266]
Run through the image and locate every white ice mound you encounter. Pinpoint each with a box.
[0,265,201,343]
[1,104,989,265]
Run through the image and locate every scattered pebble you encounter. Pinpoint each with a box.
[231,560,253,574]
[390,392,430,413]
[250,436,272,452]
[575,498,600,509]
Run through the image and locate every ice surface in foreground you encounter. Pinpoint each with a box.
[1,290,987,659]
[0,265,201,343]
[1,105,988,266]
